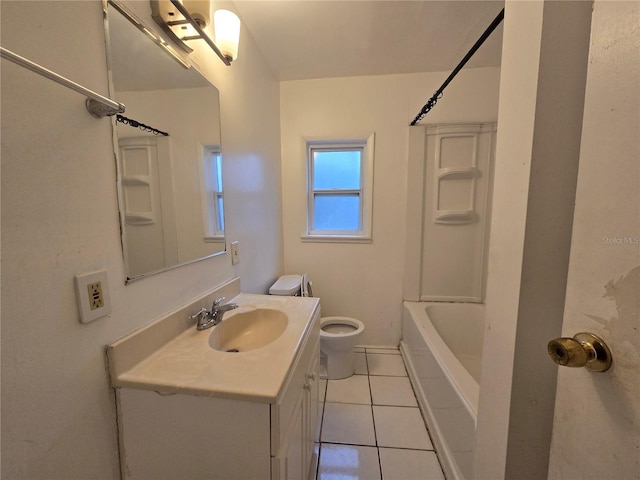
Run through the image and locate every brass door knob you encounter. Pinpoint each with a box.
[547,332,612,372]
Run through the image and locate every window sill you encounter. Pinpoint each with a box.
[301,234,372,244]
[204,236,225,244]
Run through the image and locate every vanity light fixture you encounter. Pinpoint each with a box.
[213,9,241,63]
[150,0,240,65]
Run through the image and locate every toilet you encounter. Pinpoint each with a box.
[269,274,365,380]
[319,316,365,379]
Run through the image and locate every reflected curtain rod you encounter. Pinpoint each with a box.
[116,114,169,136]
[410,8,505,126]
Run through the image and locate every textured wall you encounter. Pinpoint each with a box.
[0,1,281,478]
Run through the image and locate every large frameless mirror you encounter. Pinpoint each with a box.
[105,0,226,283]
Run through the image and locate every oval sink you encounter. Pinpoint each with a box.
[209,308,288,353]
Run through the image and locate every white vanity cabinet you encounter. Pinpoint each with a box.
[114,303,321,480]
[271,332,320,479]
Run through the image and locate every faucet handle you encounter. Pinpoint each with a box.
[189,307,209,320]
[212,296,226,309]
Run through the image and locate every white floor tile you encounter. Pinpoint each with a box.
[354,352,368,375]
[321,403,376,446]
[369,376,418,407]
[317,443,381,480]
[315,350,445,480]
[378,448,445,480]
[326,375,371,405]
[373,406,432,450]
[367,354,407,376]
[365,347,401,355]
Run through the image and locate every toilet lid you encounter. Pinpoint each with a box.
[322,323,357,334]
[269,275,302,295]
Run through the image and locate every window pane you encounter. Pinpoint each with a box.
[313,194,360,231]
[206,192,217,233]
[217,195,225,231]
[215,154,223,191]
[313,150,361,190]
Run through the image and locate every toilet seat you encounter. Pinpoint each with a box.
[320,317,364,337]
[322,323,357,334]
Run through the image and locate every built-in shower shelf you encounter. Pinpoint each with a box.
[437,167,479,180]
[405,122,496,303]
[434,210,478,224]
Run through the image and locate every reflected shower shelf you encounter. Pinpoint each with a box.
[437,167,479,180]
[434,210,478,225]
[124,213,155,225]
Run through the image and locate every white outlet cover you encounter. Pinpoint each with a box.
[75,270,112,324]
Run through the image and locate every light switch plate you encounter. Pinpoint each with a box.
[75,270,112,323]
[230,241,239,265]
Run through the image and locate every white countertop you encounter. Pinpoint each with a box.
[108,293,320,403]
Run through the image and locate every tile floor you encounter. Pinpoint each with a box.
[313,346,446,480]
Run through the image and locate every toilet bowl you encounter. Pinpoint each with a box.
[320,316,365,380]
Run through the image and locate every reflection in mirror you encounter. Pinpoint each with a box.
[106,1,226,283]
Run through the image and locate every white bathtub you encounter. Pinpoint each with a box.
[400,301,485,480]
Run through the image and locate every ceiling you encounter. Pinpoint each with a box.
[233,0,505,81]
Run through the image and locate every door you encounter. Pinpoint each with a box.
[475,1,638,479]
[547,2,639,478]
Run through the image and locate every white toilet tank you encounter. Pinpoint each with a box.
[269,274,313,297]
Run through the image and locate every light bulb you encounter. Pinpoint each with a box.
[214,9,240,61]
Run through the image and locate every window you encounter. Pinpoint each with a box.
[201,146,225,241]
[305,134,375,242]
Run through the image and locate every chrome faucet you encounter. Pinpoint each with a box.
[191,296,238,330]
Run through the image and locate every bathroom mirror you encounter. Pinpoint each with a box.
[106,1,226,283]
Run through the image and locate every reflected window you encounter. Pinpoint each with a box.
[202,146,224,240]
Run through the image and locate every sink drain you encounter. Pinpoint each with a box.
[226,348,240,353]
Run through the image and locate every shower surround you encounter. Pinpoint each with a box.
[401,123,496,479]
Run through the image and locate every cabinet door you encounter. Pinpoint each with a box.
[303,341,321,478]
[273,392,305,480]
[118,389,271,479]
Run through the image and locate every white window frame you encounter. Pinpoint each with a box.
[303,133,375,243]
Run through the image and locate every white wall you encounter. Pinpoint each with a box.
[280,68,500,346]
[549,1,640,478]
[0,1,281,478]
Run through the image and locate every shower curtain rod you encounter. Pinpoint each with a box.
[0,47,126,118]
[410,8,505,126]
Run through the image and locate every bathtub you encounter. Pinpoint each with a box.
[400,301,485,480]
